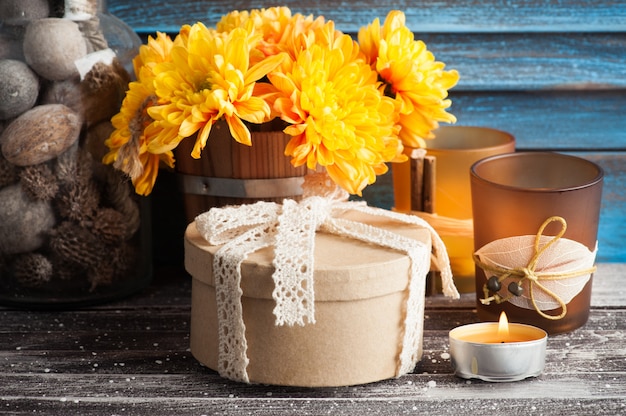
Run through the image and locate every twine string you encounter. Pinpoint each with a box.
[474,216,597,320]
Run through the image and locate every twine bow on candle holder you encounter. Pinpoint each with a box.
[474,216,598,320]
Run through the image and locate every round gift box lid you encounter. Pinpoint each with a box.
[184,209,432,301]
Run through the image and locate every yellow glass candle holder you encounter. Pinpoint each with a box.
[393,126,515,292]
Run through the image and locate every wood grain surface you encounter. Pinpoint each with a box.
[108,0,626,34]
[1,263,625,415]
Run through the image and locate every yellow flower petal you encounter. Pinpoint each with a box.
[225,115,252,146]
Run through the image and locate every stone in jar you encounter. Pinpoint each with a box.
[0,0,50,26]
[23,18,88,81]
[0,59,40,120]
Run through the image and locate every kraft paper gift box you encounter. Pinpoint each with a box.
[184,201,457,387]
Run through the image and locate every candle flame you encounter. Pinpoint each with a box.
[497,311,510,339]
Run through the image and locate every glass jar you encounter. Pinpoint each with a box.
[0,0,151,308]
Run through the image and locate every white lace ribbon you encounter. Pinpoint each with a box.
[195,186,458,383]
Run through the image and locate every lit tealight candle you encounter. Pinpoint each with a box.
[449,312,547,382]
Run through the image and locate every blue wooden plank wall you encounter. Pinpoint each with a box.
[109,0,626,262]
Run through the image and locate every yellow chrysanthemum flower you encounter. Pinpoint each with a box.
[133,31,174,83]
[147,23,286,158]
[104,32,175,196]
[269,23,403,195]
[103,82,176,196]
[218,7,326,65]
[358,10,459,148]
[219,7,289,58]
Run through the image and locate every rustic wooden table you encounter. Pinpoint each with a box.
[1,263,624,415]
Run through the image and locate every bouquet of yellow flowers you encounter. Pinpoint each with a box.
[104,7,459,196]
